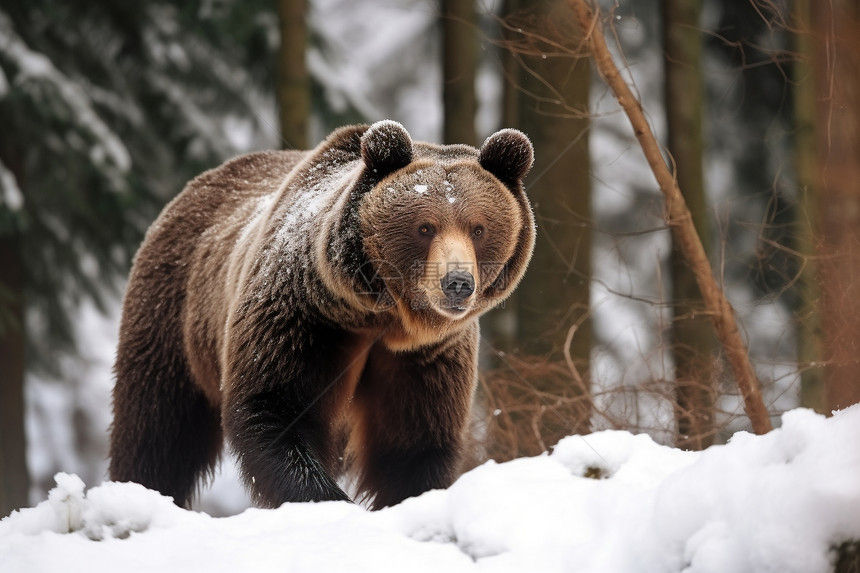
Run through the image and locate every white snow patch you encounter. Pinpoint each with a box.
[4,406,860,572]
[0,158,23,211]
[0,64,8,97]
[270,161,360,259]
[414,184,428,194]
[236,193,276,247]
[223,115,256,152]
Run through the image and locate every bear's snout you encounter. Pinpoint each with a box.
[441,270,475,310]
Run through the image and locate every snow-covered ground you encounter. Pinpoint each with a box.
[3,405,858,573]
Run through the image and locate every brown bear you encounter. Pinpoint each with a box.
[109,120,535,510]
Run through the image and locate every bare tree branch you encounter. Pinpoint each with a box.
[569,0,773,435]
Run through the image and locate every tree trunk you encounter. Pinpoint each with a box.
[792,0,826,414]
[811,0,860,412]
[500,0,521,132]
[0,231,28,517]
[442,0,477,146]
[515,0,591,362]
[514,0,592,435]
[663,0,717,449]
[276,0,309,150]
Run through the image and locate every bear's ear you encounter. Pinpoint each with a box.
[361,120,413,177]
[478,128,534,184]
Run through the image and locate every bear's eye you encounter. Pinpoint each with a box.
[418,223,436,236]
[472,225,485,238]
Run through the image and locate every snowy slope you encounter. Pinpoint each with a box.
[3,406,859,573]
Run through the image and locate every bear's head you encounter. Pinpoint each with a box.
[352,120,535,346]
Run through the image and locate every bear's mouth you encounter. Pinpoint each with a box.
[432,298,472,318]
[411,289,473,319]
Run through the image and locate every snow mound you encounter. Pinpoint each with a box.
[2,406,859,573]
[0,473,193,541]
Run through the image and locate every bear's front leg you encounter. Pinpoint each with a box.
[354,324,479,510]
[224,386,352,507]
[222,314,360,508]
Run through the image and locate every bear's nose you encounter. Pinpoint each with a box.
[440,270,475,307]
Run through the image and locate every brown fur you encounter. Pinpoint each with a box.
[109,121,535,510]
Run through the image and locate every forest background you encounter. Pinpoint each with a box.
[1,0,858,518]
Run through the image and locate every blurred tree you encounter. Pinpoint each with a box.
[700,0,794,438]
[479,0,523,358]
[499,0,519,132]
[0,0,274,513]
[493,0,592,452]
[305,0,439,138]
[809,0,860,412]
[441,0,477,146]
[791,0,825,413]
[663,0,717,449]
[0,226,25,518]
[512,0,591,370]
[276,0,309,149]
[705,0,795,304]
